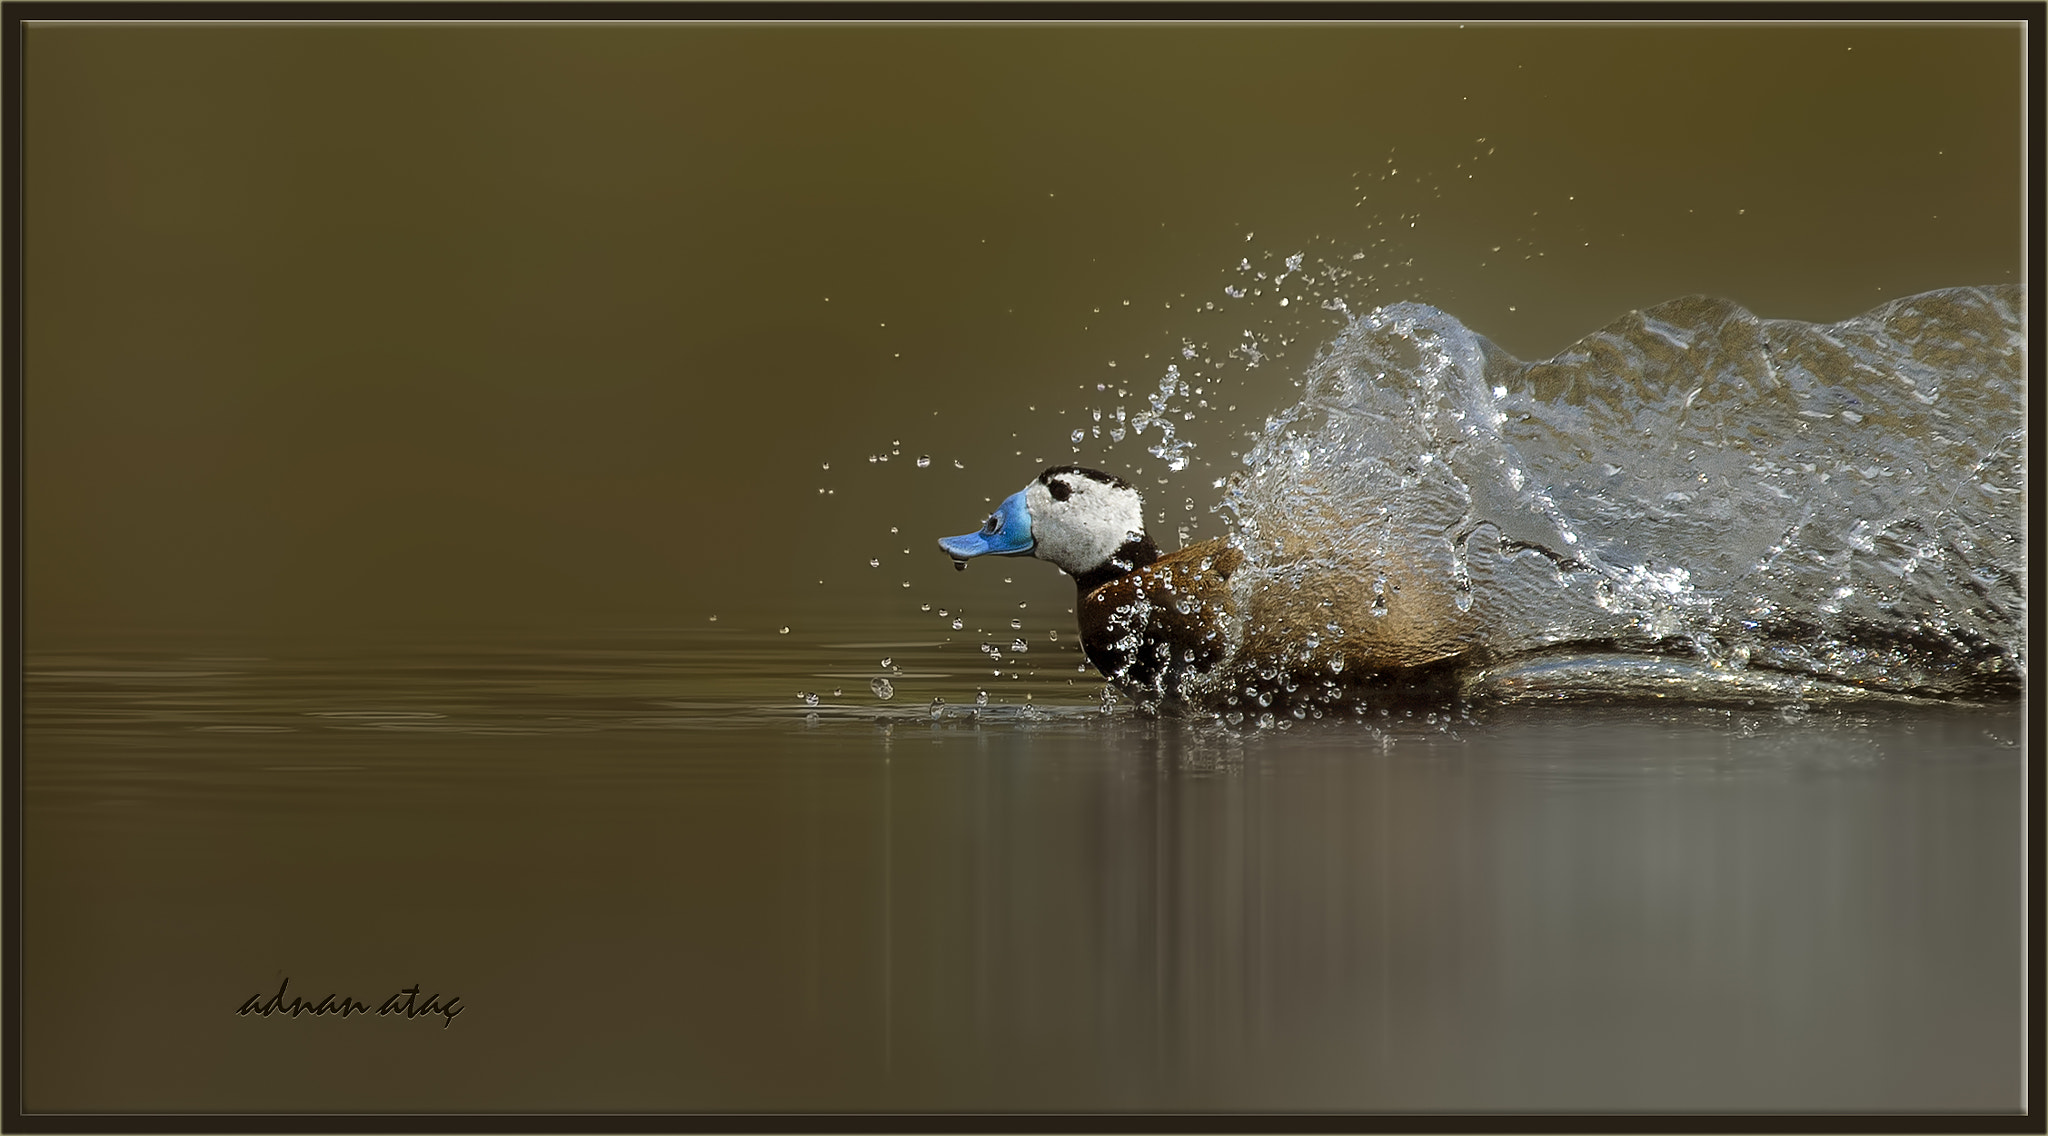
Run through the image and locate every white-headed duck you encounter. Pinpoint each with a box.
[940,462,1492,711]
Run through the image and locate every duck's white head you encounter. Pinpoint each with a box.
[939,466,1155,582]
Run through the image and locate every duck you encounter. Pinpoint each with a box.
[939,465,1489,710]
[938,465,1241,703]
[938,466,2022,713]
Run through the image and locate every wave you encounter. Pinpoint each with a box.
[1206,285,2024,712]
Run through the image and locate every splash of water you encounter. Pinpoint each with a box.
[1204,285,2024,710]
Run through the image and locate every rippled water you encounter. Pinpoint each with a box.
[22,626,2023,1112]
[1206,286,2024,713]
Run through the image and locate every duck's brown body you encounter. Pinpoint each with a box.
[1076,538,1242,701]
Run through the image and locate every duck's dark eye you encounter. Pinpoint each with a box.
[1047,479,1072,502]
[982,514,1001,534]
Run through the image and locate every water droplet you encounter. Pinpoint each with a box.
[1011,639,1029,653]
[779,627,791,635]
[1010,619,1022,630]
[920,603,931,611]
[800,691,819,707]
[951,618,964,630]
[976,690,990,706]
[869,558,881,568]
[870,677,895,701]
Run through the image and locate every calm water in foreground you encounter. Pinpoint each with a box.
[22,623,2023,1113]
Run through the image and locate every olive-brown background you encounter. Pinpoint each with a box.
[26,22,2022,638]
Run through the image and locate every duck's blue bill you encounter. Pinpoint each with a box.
[938,488,1034,564]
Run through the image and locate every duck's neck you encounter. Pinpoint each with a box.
[1071,533,1163,595]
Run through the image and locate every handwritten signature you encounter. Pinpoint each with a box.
[236,978,462,1028]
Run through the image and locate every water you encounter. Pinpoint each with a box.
[1200,286,2025,713]
[23,289,2029,1115]
[21,626,2024,1111]
[23,287,2026,1114]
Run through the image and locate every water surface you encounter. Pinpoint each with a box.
[22,626,2023,1112]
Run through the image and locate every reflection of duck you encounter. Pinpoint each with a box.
[941,465,1485,708]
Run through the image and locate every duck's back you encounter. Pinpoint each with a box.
[1234,558,1484,675]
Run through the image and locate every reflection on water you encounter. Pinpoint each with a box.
[23,628,2022,1112]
